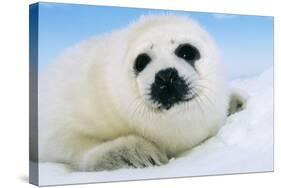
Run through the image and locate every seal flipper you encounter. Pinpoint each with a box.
[228,88,248,116]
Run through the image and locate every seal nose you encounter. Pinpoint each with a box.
[151,68,189,110]
[155,68,178,85]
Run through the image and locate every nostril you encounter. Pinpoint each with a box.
[155,68,179,84]
[155,73,166,84]
[168,69,178,82]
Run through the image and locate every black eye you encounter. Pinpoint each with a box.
[175,43,200,66]
[134,53,151,74]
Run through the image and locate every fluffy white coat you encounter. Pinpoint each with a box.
[38,15,230,171]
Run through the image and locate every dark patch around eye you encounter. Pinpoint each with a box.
[175,43,200,67]
[134,53,151,75]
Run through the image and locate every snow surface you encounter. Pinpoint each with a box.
[38,67,274,186]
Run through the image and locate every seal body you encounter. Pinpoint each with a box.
[39,15,229,171]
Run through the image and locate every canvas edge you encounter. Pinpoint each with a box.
[29,2,39,186]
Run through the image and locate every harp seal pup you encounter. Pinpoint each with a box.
[38,15,246,171]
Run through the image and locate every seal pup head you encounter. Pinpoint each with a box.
[122,15,227,115]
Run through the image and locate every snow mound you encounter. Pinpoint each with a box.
[38,67,274,186]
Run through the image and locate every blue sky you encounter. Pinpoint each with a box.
[37,2,274,79]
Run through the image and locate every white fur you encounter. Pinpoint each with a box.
[38,15,230,171]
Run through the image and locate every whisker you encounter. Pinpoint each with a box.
[193,92,205,117]
[193,87,215,110]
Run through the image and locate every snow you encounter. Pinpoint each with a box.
[38,67,274,186]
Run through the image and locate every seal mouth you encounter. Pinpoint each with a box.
[154,94,196,111]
